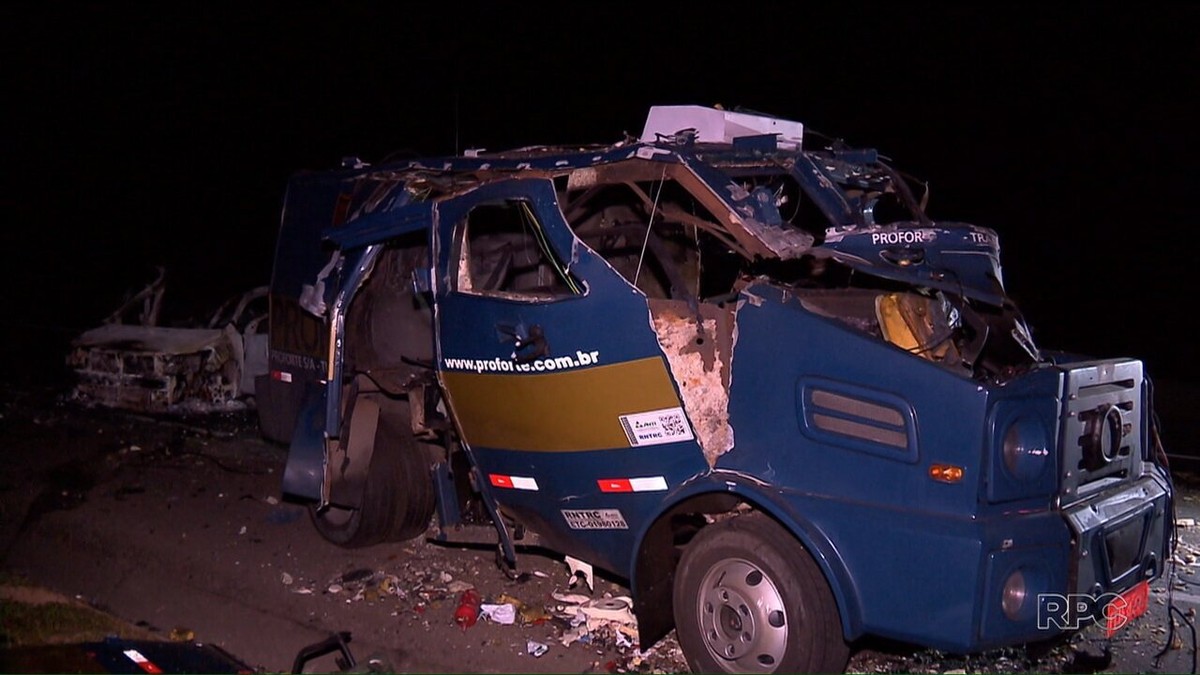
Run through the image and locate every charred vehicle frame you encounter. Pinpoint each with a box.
[68,267,269,414]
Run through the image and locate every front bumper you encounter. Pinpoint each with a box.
[1064,471,1171,612]
[978,471,1171,647]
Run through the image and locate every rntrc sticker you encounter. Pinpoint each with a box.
[619,407,694,447]
[562,509,629,530]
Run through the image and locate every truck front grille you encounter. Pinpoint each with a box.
[1059,359,1144,504]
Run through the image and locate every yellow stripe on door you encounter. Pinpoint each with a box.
[441,357,681,451]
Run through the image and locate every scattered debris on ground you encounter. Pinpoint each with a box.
[5,383,1200,674]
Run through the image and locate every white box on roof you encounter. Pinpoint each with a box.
[640,105,804,149]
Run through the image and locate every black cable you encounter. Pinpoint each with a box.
[1154,552,1197,675]
[907,327,956,356]
[1145,370,1192,673]
[1154,571,1176,667]
[1155,603,1197,674]
[1180,604,1199,675]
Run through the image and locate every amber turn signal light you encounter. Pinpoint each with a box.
[929,464,965,483]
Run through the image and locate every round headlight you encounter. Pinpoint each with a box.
[1001,570,1027,620]
[1002,417,1050,481]
[1081,404,1124,470]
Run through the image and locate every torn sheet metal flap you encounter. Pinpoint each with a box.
[822,222,1006,305]
[323,201,434,249]
[680,156,814,258]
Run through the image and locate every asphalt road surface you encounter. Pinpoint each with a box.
[2,384,1198,674]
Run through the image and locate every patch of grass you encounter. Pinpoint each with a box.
[0,571,31,587]
[0,591,156,648]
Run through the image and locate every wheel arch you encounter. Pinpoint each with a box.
[630,477,864,649]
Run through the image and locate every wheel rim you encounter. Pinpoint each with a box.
[696,558,789,672]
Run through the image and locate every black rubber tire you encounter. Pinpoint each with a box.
[310,412,436,548]
[673,513,849,674]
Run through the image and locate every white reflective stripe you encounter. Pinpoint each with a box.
[629,476,668,492]
[510,476,539,491]
[124,648,162,674]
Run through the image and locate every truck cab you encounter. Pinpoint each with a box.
[259,105,1173,673]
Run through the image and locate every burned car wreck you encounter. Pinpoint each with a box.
[67,268,269,414]
[261,106,1174,673]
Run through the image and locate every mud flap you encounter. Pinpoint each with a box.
[256,373,310,443]
[281,385,327,503]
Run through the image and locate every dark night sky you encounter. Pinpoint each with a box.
[5,4,1198,383]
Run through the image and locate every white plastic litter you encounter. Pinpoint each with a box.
[480,603,517,625]
[565,556,594,592]
[580,596,636,624]
[552,591,592,605]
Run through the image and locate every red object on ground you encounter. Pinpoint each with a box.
[454,588,481,630]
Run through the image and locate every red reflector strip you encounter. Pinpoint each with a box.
[488,474,538,491]
[271,370,293,383]
[123,649,164,674]
[598,476,667,493]
[599,479,632,493]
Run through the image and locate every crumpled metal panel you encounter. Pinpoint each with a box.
[821,221,1007,306]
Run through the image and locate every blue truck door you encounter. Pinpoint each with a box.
[431,178,708,569]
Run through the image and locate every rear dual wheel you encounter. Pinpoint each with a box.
[673,514,849,673]
[310,412,435,548]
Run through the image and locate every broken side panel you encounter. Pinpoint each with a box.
[647,299,735,466]
[434,179,689,453]
[786,281,1038,382]
[557,163,741,466]
[722,282,998,644]
[431,178,710,572]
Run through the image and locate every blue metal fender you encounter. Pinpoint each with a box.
[630,471,864,642]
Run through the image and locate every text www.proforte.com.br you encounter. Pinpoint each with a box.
[443,350,600,374]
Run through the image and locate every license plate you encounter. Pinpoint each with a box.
[1104,580,1150,637]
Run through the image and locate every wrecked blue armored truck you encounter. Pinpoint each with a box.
[258,105,1174,673]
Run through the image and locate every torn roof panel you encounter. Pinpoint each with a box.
[303,105,1012,306]
[324,200,434,250]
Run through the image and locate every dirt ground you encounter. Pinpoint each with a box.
[1,381,1198,674]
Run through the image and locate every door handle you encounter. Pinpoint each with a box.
[495,322,548,363]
